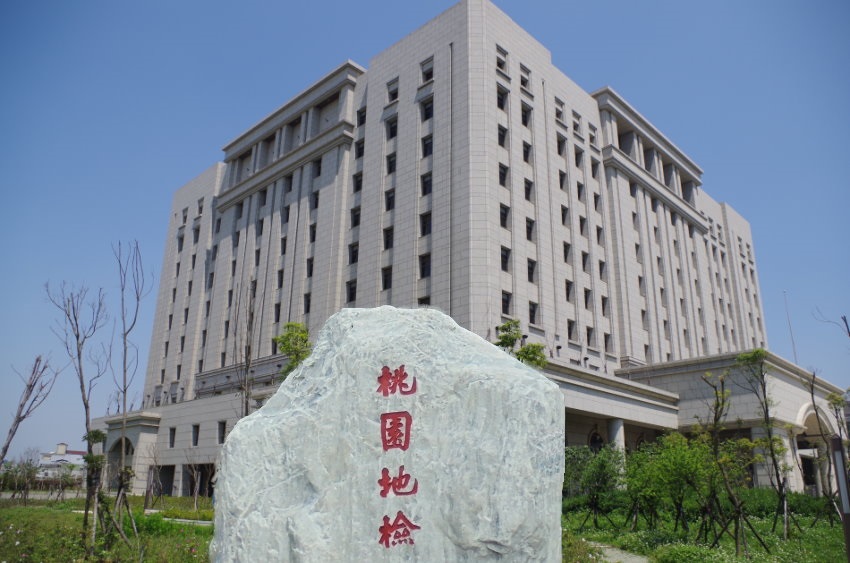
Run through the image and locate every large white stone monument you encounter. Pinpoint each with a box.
[210,306,564,561]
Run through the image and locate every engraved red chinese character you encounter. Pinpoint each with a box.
[380,411,412,451]
[378,510,421,548]
[378,465,419,497]
[376,365,417,396]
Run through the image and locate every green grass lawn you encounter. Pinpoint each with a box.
[0,497,212,562]
[563,509,846,562]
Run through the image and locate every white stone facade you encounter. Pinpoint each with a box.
[95,0,840,497]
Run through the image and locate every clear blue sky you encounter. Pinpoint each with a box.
[1,0,848,460]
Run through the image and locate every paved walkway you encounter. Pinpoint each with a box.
[590,542,649,563]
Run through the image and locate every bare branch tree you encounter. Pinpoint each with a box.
[231,281,259,418]
[0,356,59,465]
[110,241,149,542]
[46,281,108,552]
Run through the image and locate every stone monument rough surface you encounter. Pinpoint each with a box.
[210,306,565,562]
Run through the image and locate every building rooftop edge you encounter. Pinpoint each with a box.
[221,60,366,154]
[591,85,704,178]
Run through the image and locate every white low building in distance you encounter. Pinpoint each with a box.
[95,0,844,498]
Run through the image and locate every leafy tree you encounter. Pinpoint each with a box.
[624,442,663,531]
[736,349,793,539]
[274,322,312,379]
[494,319,547,369]
[577,445,623,530]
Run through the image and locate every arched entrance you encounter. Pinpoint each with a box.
[107,437,135,490]
[795,406,838,496]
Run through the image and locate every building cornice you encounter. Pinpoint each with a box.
[216,120,355,212]
[222,61,365,158]
[593,86,703,181]
[602,145,709,232]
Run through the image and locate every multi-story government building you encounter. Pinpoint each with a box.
[97,0,843,498]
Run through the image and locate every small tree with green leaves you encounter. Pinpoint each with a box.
[577,445,624,530]
[736,349,793,539]
[494,319,547,369]
[274,322,312,379]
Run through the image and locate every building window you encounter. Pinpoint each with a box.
[501,291,512,315]
[386,153,396,174]
[589,125,598,147]
[421,172,432,196]
[529,301,538,325]
[584,288,592,309]
[420,212,432,236]
[346,280,357,303]
[500,204,510,228]
[306,258,313,277]
[601,296,609,317]
[496,84,508,110]
[579,216,587,236]
[351,206,361,228]
[568,320,577,341]
[280,236,287,255]
[386,116,398,139]
[282,205,290,223]
[310,191,320,210]
[384,189,395,211]
[599,260,607,280]
[421,58,434,82]
[498,164,509,187]
[309,223,317,242]
[498,125,508,147]
[168,427,175,448]
[522,142,532,163]
[527,259,536,283]
[559,170,567,189]
[524,179,533,201]
[352,172,363,193]
[418,296,431,306]
[421,98,433,121]
[217,421,227,444]
[574,147,584,168]
[525,218,535,241]
[191,424,200,447]
[586,327,595,348]
[565,280,574,302]
[382,267,392,290]
[421,135,433,157]
[500,246,511,272]
[312,158,322,178]
[496,45,508,72]
[349,243,359,264]
[581,251,589,272]
[572,111,582,136]
[591,159,600,179]
[561,205,569,226]
[563,242,571,262]
[354,139,364,159]
[554,98,565,122]
[521,103,532,127]
[277,269,284,289]
[519,65,531,90]
[304,293,311,314]
[419,253,431,278]
[357,107,366,126]
[387,78,399,103]
[383,227,394,250]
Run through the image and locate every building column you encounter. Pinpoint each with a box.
[608,418,625,450]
